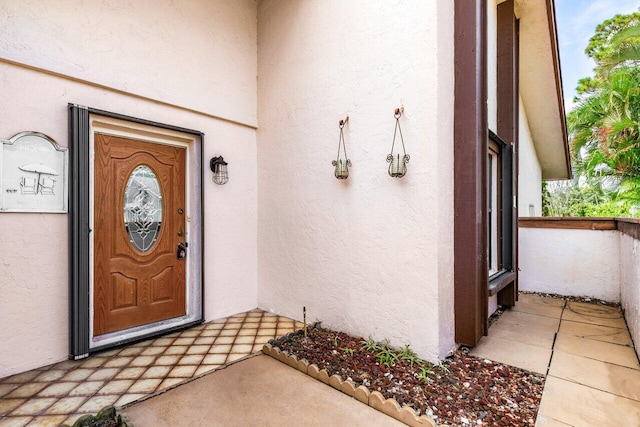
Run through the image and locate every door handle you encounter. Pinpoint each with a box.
[177,242,188,259]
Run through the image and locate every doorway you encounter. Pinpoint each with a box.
[69,106,203,358]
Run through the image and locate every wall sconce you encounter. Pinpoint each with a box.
[387,108,410,178]
[210,156,228,185]
[332,116,351,179]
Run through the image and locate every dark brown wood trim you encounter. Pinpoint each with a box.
[519,217,617,230]
[454,0,488,347]
[616,219,640,240]
[496,0,518,307]
[545,0,572,178]
[519,216,640,243]
[497,0,517,143]
[488,271,516,297]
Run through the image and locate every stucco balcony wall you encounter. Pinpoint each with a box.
[519,217,640,357]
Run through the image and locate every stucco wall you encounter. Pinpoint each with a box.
[0,0,257,126]
[518,97,543,216]
[619,234,640,356]
[0,1,258,377]
[256,0,455,362]
[519,228,620,302]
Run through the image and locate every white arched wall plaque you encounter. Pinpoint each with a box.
[0,132,68,213]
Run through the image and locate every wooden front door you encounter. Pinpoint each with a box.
[94,133,187,336]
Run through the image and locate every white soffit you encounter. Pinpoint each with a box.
[515,0,570,179]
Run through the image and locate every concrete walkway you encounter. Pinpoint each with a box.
[2,296,639,426]
[122,354,403,426]
[472,294,640,426]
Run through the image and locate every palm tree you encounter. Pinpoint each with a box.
[599,23,640,74]
[569,67,640,195]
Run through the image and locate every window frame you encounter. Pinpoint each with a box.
[488,130,514,286]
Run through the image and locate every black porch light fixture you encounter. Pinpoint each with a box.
[210,156,228,185]
[387,107,410,178]
[332,116,351,179]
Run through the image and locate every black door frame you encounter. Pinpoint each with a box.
[68,104,204,359]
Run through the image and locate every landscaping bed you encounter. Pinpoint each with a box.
[270,326,544,426]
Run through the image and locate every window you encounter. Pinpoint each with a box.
[488,131,514,280]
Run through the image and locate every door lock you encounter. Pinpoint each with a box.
[177,242,188,259]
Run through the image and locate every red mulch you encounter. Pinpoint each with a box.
[270,327,544,426]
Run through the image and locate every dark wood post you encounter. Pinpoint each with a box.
[454,0,488,346]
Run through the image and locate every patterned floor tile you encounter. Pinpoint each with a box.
[153,356,181,366]
[25,414,67,426]
[31,371,66,383]
[113,394,147,407]
[0,416,32,427]
[194,336,216,345]
[37,383,77,398]
[194,365,220,376]
[127,379,162,394]
[85,369,119,382]
[103,357,133,368]
[141,367,172,379]
[202,354,227,365]
[10,398,57,416]
[78,357,108,369]
[60,370,93,382]
[68,382,105,397]
[0,399,26,414]
[167,366,197,378]
[5,384,47,400]
[117,347,145,357]
[43,397,87,415]
[178,355,205,366]
[114,368,146,380]
[96,381,134,395]
[0,385,19,399]
[157,377,185,391]
[1,372,39,385]
[140,347,166,356]
[0,310,300,425]
[76,395,118,413]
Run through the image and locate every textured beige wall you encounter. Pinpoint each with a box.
[256,0,455,362]
[0,0,258,126]
[620,234,640,358]
[0,0,259,377]
[519,228,620,302]
[518,97,543,217]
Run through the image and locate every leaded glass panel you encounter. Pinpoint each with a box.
[124,165,163,252]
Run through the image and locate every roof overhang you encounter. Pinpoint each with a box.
[513,0,571,180]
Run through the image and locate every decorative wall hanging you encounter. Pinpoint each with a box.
[210,156,228,185]
[332,116,351,180]
[0,131,68,212]
[387,108,410,178]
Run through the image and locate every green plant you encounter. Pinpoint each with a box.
[436,362,449,373]
[416,366,433,383]
[398,345,422,368]
[360,337,378,352]
[375,341,399,367]
[333,335,339,347]
[341,347,355,356]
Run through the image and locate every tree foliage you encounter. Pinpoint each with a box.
[542,180,638,217]
[576,11,640,95]
[562,9,640,216]
[585,11,640,68]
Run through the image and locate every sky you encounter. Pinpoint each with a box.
[555,0,640,111]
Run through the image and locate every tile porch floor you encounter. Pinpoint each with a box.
[472,294,640,426]
[0,310,302,426]
[1,297,639,426]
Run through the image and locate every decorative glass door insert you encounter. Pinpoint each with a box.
[124,165,163,253]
